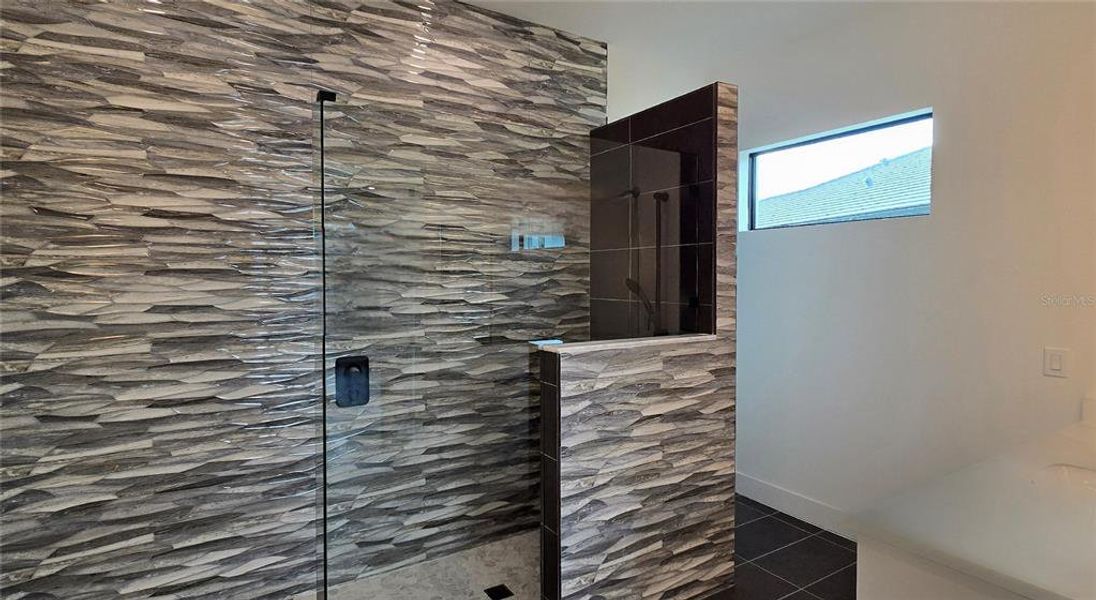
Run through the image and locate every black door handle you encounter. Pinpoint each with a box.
[335,356,370,407]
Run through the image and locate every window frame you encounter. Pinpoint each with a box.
[743,109,934,231]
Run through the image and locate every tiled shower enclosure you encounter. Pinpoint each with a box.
[0,0,605,597]
[318,41,605,593]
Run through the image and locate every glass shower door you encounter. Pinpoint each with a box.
[320,100,431,588]
[318,98,550,596]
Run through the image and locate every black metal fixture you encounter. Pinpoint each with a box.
[335,356,370,407]
[316,87,335,597]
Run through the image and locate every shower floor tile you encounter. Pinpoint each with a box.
[308,498,853,600]
[326,530,539,600]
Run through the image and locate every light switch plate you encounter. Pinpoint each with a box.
[1043,347,1070,378]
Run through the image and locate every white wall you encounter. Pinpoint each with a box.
[733,2,1096,517]
[738,2,1095,515]
[485,1,1096,518]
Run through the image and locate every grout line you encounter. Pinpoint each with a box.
[589,298,703,306]
[629,242,716,252]
[588,117,714,158]
[630,115,714,145]
[733,513,768,528]
[591,178,715,201]
[749,536,857,600]
[801,561,857,590]
[736,497,858,600]
[770,512,822,535]
[630,178,715,197]
[738,496,853,544]
[755,543,853,600]
[735,495,778,516]
[590,242,714,253]
[626,132,633,337]
[813,532,858,553]
[776,589,823,600]
[740,528,821,565]
[786,562,857,600]
[742,527,855,570]
[750,560,807,595]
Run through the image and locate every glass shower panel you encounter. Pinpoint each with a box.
[320,101,430,585]
[318,98,585,594]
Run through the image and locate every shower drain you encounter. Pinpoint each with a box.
[483,584,514,599]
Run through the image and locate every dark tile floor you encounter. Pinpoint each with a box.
[731,495,857,600]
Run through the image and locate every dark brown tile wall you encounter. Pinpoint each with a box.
[589,85,718,339]
[538,349,562,600]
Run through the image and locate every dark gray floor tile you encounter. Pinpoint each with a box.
[736,500,768,526]
[772,513,821,534]
[735,516,813,561]
[736,494,777,516]
[805,564,856,600]
[754,536,856,588]
[730,562,798,600]
[817,531,857,551]
[782,591,824,600]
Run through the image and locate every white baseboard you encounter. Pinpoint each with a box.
[736,471,856,539]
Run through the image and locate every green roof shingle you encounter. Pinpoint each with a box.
[755,147,932,228]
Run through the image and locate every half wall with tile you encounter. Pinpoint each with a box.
[0,1,606,597]
[540,82,738,600]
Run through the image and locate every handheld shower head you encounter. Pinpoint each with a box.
[625,278,655,331]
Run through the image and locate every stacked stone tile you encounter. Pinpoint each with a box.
[0,1,606,597]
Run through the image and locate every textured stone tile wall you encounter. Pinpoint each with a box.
[319,29,604,587]
[0,1,605,597]
[551,336,735,600]
[713,83,738,342]
[541,83,737,600]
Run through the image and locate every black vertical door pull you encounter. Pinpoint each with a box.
[335,356,370,407]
